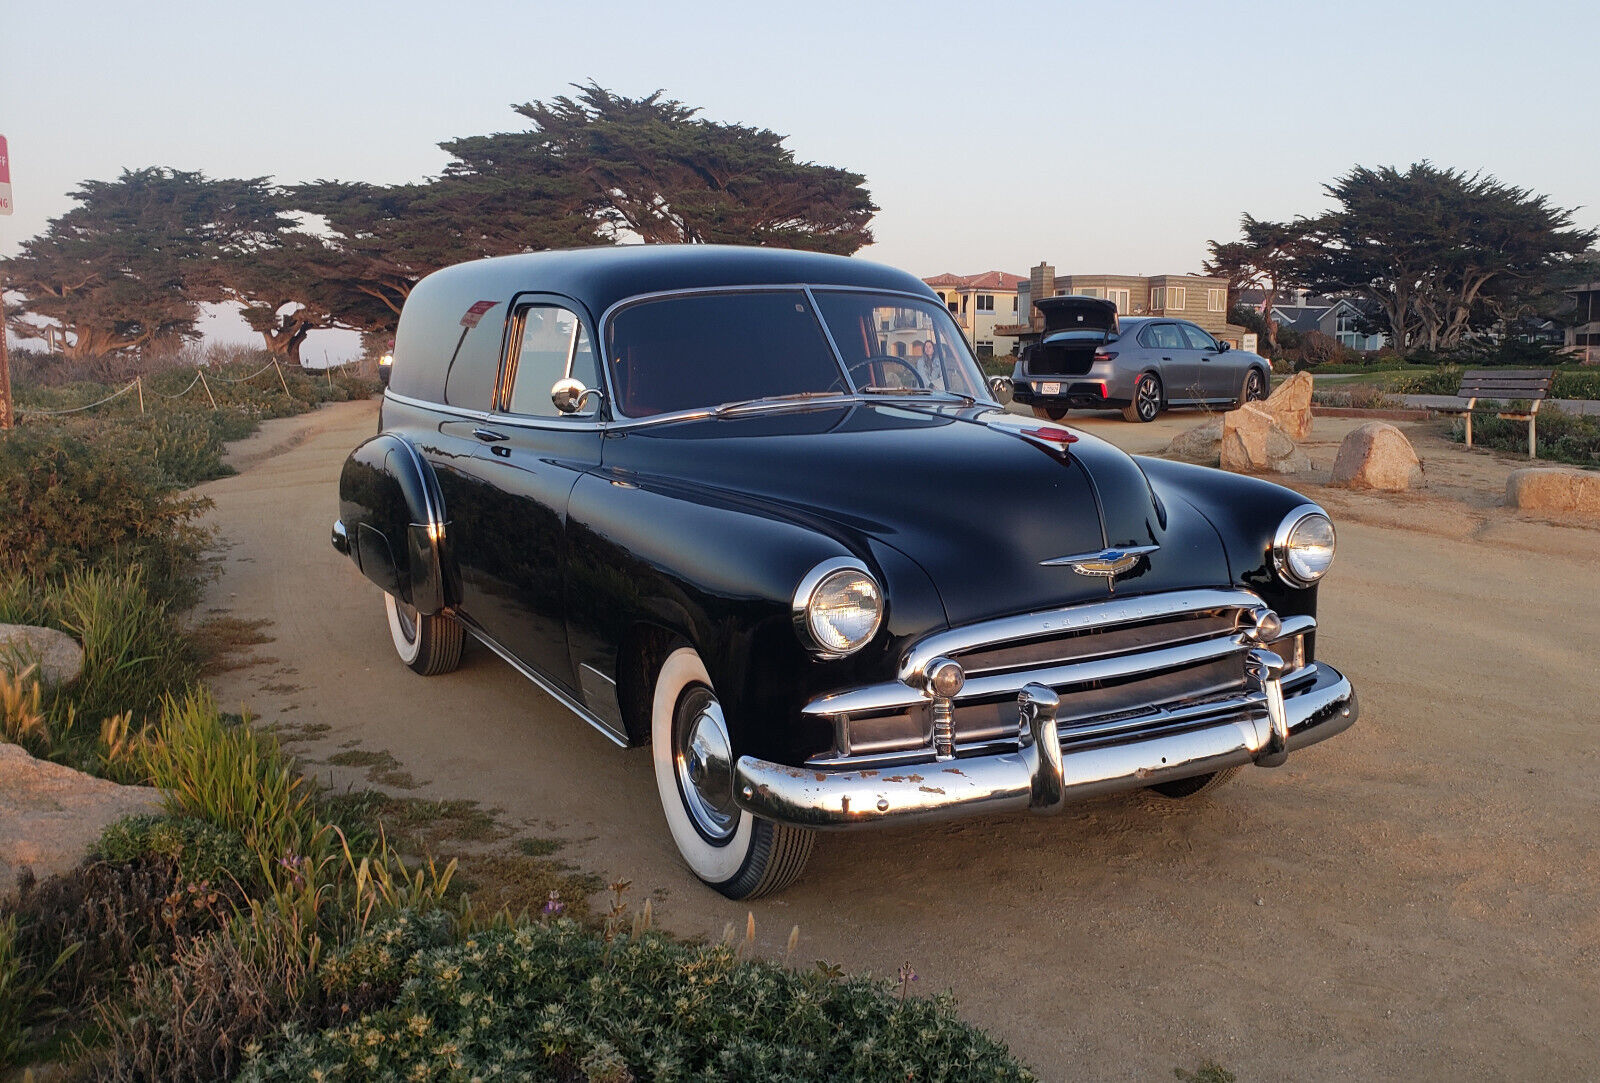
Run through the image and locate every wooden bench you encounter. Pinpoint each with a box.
[1432,369,1555,460]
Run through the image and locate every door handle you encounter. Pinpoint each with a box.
[473,428,508,443]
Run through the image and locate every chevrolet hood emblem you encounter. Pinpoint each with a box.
[1040,545,1159,592]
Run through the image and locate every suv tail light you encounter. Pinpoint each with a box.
[1093,350,1118,363]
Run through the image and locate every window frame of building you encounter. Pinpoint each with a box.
[1106,288,1130,313]
[976,294,994,312]
[1207,288,1226,312]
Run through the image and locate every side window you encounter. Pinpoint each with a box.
[1180,324,1219,352]
[504,303,599,418]
[1140,323,1185,350]
[443,301,508,411]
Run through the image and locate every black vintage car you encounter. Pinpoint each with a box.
[333,245,1356,898]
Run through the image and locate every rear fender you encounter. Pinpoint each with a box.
[337,434,456,615]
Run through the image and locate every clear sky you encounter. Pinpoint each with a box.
[3,0,1596,358]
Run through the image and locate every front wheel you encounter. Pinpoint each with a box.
[651,647,813,899]
[1241,367,1267,405]
[1123,373,1163,423]
[383,592,463,676]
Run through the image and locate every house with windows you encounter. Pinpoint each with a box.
[1252,289,1387,352]
[922,271,1026,356]
[1565,280,1600,363]
[993,262,1244,349]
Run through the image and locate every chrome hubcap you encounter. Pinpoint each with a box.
[674,687,738,841]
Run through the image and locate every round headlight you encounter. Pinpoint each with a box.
[793,559,884,657]
[1273,506,1336,586]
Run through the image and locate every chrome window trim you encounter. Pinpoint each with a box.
[496,294,606,425]
[1271,504,1335,587]
[791,556,883,659]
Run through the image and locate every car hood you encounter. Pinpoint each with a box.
[601,402,1233,628]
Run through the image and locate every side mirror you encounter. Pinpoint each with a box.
[988,375,1014,404]
[1218,341,1231,353]
[551,377,603,415]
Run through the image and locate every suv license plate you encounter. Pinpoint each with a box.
[1040,382,1061,395]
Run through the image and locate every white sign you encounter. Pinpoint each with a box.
[0,134,11,215]
[1241,332,1258,354]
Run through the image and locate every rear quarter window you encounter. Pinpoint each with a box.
[389,277,509,408]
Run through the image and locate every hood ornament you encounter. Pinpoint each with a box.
[1040,545,1159,593]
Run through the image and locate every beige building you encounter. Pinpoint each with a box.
[923,271,1027,356]
[996,262,1244,348]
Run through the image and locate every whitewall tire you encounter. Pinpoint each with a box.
[383,592,463,676]
[651,647,813,898]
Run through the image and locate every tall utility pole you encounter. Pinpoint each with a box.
[0,133,13,430]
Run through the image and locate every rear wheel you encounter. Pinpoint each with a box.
[651,647,813,899]
[1031,404,1070,421]
[1148,767,1240,799]
[1123,373,1163,423]
[383,592,463,676]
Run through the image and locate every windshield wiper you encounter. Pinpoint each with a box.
[859,386,976,405]
[712,391,853,417]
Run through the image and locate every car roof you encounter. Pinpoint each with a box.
[412,244,938,321]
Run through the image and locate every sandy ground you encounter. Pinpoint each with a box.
[194,399,1600,1081]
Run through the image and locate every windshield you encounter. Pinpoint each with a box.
[811,290,988,400]
[604,288,988,418]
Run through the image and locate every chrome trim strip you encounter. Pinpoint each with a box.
[463,624,628,748]
[898,588,1263,686]
[383,388,490,424]
[737,664,1356,830]
[392,436,444,535]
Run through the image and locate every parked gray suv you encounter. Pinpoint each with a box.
[1010,296,1271,423]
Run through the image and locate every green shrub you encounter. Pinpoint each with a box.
[0,425,213,598]
[142,689,319,861]
[1450,405,1600,465]
[242,919,1034,1082]
[97,814,258,888]
[1553,369,1600,401]
[0,567,200,753]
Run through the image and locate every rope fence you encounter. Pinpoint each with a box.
[12,359,369,420]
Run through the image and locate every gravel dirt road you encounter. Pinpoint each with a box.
[196,399,1599,1081]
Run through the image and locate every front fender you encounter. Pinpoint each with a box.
[337,434,456,615]
[1135,455,1321,619]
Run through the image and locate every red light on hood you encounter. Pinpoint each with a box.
[1020,426,1079,444]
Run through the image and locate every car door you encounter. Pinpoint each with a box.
[1141,322,1199,402]
[450,297,605,701]
[1179,323,1232,400]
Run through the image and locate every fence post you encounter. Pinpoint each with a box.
[137,376,145,414]
[275,361,291,397]
[198,369,218,409]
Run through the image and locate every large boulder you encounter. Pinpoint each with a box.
[1264,371,1314,440]
[1329,422,1425,491]
[1165,418,1223,463]
[1506,468,1600,518]
[0,743,162,895]
[1220,402,1312,474]
[0,623,84,687]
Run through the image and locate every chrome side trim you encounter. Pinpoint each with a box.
[463,624,628,748]
[392,436,444,535]
[899,588,1264,685]
[736,664,1356,830]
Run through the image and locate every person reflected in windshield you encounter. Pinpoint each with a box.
[915,339,943,389]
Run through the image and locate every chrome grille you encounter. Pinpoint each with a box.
[805,589,1308,768]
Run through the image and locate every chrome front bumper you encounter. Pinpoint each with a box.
[732,662,1356,829]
